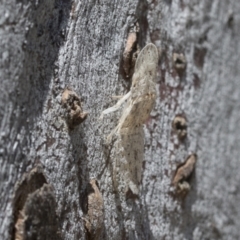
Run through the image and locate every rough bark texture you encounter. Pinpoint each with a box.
[1,0,240,239]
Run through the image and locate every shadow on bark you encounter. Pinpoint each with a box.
[9,0,72,239]
[10,0,72,168]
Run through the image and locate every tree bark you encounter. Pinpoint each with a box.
[1,0,240,239]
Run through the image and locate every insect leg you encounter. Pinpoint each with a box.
[99,91,131,119]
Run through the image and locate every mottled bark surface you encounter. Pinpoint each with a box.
[1,0,240,239]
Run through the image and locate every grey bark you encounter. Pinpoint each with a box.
[1,0,240,240]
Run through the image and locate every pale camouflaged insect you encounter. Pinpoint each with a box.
[100,43,158,195]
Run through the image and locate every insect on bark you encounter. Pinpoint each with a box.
[100,43,159,195]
